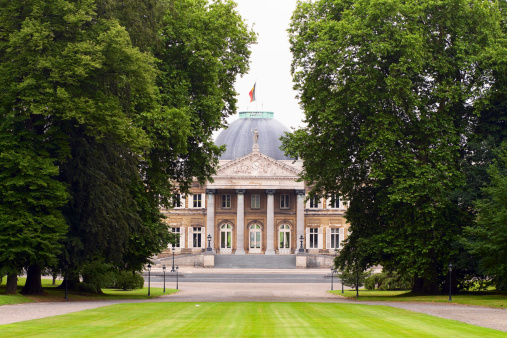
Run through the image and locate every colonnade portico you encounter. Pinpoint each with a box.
[205,187,305,254]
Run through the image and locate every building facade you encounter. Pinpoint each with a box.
[160,112,349,257]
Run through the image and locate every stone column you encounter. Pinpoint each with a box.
[296,190,305,251]
[236,189,246,255]
[265,189,276,255]
[206,189,216,252]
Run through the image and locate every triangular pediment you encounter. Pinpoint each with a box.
[215,152,301,178]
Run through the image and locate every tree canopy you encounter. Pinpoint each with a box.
[283,0,507,293]
[0,0,255,293]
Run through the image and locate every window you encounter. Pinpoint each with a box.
[249,224,261,252]
[172,194,184,208]
[280,194,290,209]
[309,228,319,249]
[220,224,232,248]
[193,227,202,248]
[279,224,291,249]
[330,228,340,249]
[328,194,340,209]
[309,196,320,209]
[251,194,260,209]
[193,194,202,208]
[171,227,181,248]
[222,194,231,208]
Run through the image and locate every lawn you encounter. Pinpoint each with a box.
[1,302,505,337]
[331,290,507,308]
[0,278,175,305]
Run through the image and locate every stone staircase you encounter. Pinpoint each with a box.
[214,254,296,269]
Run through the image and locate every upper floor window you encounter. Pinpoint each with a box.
[251,194,260,209]
[222,194,231,208]
[328,194,340,209]
[193,194,203,208]
[280,194,290,209]
[309,196,320,209]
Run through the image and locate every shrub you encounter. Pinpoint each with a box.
[338,267,372,289]
[365,270,411,290]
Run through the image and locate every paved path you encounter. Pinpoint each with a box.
[1,268,506,333]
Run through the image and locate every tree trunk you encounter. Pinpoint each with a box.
[20,265,44,295]
[5,273,18,294]
[412,275,439,294]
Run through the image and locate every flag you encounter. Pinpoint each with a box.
[249,83,256,102]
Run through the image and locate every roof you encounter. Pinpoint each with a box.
[215,111,294,161]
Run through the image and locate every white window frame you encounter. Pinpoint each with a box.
[189,227,204,249]
[169,227,182,249]
[306,228,323,249]
[191,193,204,208]
[222,194,231,209]
[280,194,290,209]
[251,194,260,209]
[172,194,186,209]
[326,228,343,250]
[306,196,322,209]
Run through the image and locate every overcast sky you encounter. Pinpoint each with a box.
[229,0,305,131]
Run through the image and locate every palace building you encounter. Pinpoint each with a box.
[160,111,349,263]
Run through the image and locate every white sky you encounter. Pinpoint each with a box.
[230,0,305,131]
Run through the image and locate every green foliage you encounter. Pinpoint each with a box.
[0,0,255,294]
[105,270,144,291]
[338,267,372,289]
[284,0,507,294]
[464,142,507,290]
[365,271,412,291]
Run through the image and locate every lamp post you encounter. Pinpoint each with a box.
[448,263,453,302]
[331,268,336,290]
[356,268,359,298]
[163,265,166,293]
[171,243,175,272]
[147,263,151,297]
[176,265,179,290]
[64,269,68,301]
[299,235,305,253]
[342,277,344,294]
[207,234,212,252]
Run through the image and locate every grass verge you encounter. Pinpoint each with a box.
[1,302,505,337]
[0,278,175,305]
[331,289,507,308]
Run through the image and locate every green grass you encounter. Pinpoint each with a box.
[331,289,507,308]
[0,277,176,304]
[1,302,505,337]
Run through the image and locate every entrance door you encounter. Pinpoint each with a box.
[220,223,232,254]
[249,224,261,254]
[279,224,291,254]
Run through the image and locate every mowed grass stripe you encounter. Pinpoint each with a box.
[2,302,505,337]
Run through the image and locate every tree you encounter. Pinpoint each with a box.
[0,0,157,293]
[283,0,506,293]
[464,143,507,290]
[0,0,255,294]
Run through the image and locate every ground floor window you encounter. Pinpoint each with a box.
[330,228,340,249]
[221,224,232,249]
[309,228,318,249]
[171,227,181,248]
[193,227,202,248]
[279,224,290,249]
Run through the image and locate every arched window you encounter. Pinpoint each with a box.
[279,224,291,254]
[249,224,262,253]
[220,223,232,251]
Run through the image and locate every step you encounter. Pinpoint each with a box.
[214,255,296,269]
